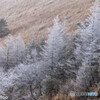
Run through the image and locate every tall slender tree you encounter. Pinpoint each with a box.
[14,34,25,64]
[41,16,67,75]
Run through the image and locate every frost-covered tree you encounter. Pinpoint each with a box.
[14,63,43,100]
[41,16,67,75]
[75,0,100,67]
[14,34,25,64]
[0,35,16,70]
[76,0,100,90]
[25,39,36,64]
[65,34,80,75]
[0,34,25,71]
[0,68,17,96]
[25,48,38,64]
[25,38,45,64]
[74,26,93,68]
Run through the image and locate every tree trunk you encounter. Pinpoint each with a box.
[29,85,36,100]
[39,82,42,96]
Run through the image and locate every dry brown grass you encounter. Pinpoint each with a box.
[38,93,76,100]
[39,93,100,100]
[0,0,95,43]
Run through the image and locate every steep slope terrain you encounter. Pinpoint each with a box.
[0,0,95,42]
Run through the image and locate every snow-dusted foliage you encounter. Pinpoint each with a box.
[25,48,38,64]
[76,0,100,90]
[0,35,16,70]
[13,63,44,100]
[0,34,25,71]
[14,64,39,86]
[74,0,100,67]
[41,16,67,74]
[76,0,100,67]
[24,38,45,64]
[14,34,25,64]
[65,34,79,74]
[0,68,18,95]
[0,17,69,99]
[0,34,25,96]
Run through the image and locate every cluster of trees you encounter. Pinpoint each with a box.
[0,17,70,100]
[76,0,100,91]
[0,0,100,100]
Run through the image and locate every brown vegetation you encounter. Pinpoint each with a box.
[0,0,95,43]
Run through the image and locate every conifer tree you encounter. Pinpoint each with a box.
[76,0,100,90]
[41,16,67,75]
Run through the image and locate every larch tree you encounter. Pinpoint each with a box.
[76,0,100,90]
[24,38,44,64]
[0,35,16,70]
[0,34,25,71]
[41,16,67,75]
[14,34,25,64]
[77,0,100,67]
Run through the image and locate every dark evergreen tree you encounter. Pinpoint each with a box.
[0,19,10,38]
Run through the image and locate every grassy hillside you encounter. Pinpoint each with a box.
[0,0,95,42]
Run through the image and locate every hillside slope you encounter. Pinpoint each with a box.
[0,0,95,42]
